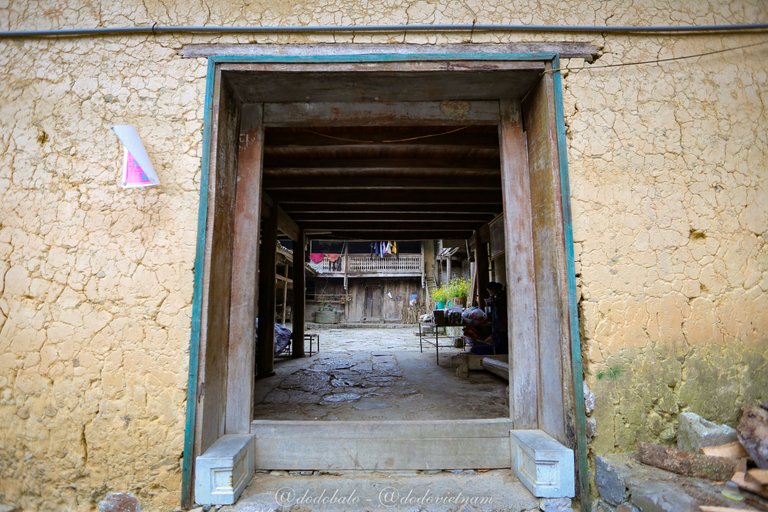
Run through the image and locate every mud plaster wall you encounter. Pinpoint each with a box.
[0,1,766,510]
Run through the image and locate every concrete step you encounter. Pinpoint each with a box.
[218,469,544,512]
[250,419,514,471]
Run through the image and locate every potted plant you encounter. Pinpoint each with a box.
[448,277,470,308]
[431,286,448,310]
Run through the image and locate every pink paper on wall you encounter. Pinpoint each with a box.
[112,124,160,188]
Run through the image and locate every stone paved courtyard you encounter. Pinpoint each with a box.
[253,327,509,421]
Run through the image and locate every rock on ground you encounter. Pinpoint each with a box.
[677,411,737,453]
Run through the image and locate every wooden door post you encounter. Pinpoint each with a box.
[292,230,306,358]
[225,104,263,433]
[499,99,539,429]
[257,207,278,377]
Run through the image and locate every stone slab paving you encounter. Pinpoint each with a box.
[218,469,543,512]
[254,327,509,421]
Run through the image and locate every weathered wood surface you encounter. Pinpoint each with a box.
[291,231,306,358]
[701,441,750,459]
[263,101,500,126]
[179,42,600,60]
[256,208,278,377]
[499,99,539,429]
[524,67,569,444]
[225,105,264,434]
[199,77,239,454]
[475,240,489,309]
[637,443,737,481]
[276,206,299,239]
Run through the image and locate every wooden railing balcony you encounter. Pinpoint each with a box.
[314,253,423,277]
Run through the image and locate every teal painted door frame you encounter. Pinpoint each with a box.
[182,51,589,510]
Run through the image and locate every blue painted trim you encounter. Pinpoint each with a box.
[551,55,591,512]
[181,56,216,509]
[210,52,557,64]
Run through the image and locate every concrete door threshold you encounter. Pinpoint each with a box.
[218,469,552,512]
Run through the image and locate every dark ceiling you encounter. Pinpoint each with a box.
[262,124,501,240]
[225,65,542,240]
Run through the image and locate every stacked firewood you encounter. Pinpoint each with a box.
[637,403,768,511]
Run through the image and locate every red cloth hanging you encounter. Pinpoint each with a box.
[310,253,325,263]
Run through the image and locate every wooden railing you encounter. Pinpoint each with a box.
[314,253,423,276]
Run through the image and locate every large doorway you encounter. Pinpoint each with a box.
[184,45,590,508]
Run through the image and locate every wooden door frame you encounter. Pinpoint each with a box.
[181,50,589,510]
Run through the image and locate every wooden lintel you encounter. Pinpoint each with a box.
[263,101,499,127]
[179,42,600,61]
[276,206,300,240]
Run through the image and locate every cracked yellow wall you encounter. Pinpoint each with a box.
[1,0,766,510]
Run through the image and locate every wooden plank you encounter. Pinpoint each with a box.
[263,101,499,127]
[264,143,499,160]
[699,507,754,512]
[264,175,500,190]
[748,468,768,485]
[272,188,503,203]
[305,231,474,241]
[251,418,515,438]
[291,212,494,222]
[225,105,264,434]
[499,99,539,429]
[291,231,306,357]
[476,240,490,309]
[252,437,510,470]
[276,206,299,240]
[284,203,500,214]
[524,68,568,443]
[701,441,749,459]
[179,42,600,60]
[264,167,500,177]
[256,208,278,377]
[199,77,240,453]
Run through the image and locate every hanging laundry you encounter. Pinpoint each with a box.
[384,241,392,255]
[327,253,341,271]
[392,241,398,254]
[310,253,325,264]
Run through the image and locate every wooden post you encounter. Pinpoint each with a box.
[291,230,306,358]
[281,278,288,325]
[499,99,539,429]
[225,105,263,434]
[257,207,278,377]
[476,241,489,310]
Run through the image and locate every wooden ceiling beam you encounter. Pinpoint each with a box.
[263,167,499,176]
[264,177,500,190]
[305,230,475,240]
[263,144,499,160]
[265,126,499,147]
[271,189,503,203]
[263,101,499,127]
[291,212,495,222]
[281,203,501,214]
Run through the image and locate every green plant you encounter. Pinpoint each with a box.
[431,286,449,303]
[447,277,470,299]
[596,365,624,381]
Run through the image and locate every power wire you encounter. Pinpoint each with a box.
[546,38,768,74]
